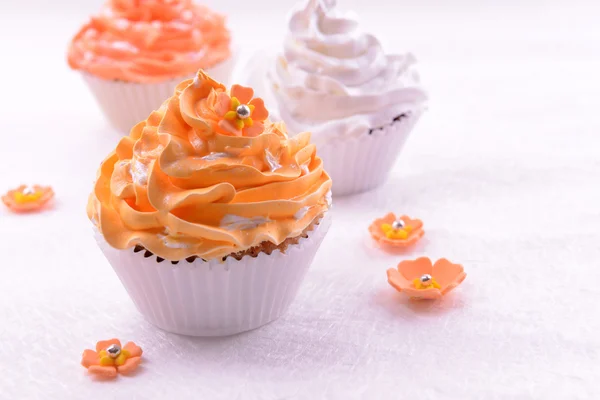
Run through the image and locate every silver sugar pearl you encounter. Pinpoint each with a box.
[22,186,36,195]
[391,219,405,230]
[236,104,251,119]
[420,274,432,285]
[106,344,121,359]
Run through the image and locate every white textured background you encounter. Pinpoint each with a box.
[1,1,599,399]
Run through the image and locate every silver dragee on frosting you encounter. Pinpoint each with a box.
[268,0,427,145]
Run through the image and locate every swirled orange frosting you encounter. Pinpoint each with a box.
[68,0,231,83]
[88,70,332,260]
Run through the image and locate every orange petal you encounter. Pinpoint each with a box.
[117,357,142,375]
[88,365,118,378]
[249,98,268,121]
[432,258,466,291]
[123,342,143,358]
[230,84,253,104]
[96,339,121,352]
[243,122,264,137]
[2,200,43,212]
[81,349,99,368]
[386,268,409,292]
[401,227,425,246]
[404,217,423,230]
[440,272,467,295]
[218,120,242,136]
[214,92,231,116]
[36,185,54,199]
[403,287,443,300]
[397,257,433,280]
[368,219,387,240]
[381,212,397,223]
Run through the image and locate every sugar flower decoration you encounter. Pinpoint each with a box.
[387,257,466,300]
[215,84,268,137]
[2,185,54,212]
[179,71,270,139]
[369,213,424,249]
[81,339,143,378]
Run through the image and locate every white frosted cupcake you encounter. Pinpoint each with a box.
[68,0,235,133]
[88,70,332,336]
[254,0,427,196]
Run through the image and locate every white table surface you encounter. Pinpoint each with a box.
[1,1,599,399]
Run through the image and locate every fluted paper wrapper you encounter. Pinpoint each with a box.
[94,212,331,337]
[82,52,237,134]
[318,111,422,196]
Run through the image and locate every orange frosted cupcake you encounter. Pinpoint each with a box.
[89,70,332,336]
[68,0,234,133]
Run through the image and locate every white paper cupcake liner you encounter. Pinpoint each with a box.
[94,212,331,337]
[318,110,423,196]
[82,51,237,134]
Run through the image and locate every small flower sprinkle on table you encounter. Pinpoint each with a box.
[2,185,54,213]
[369,212,424,250]
[387,257,466,300]
[81,339,143,378]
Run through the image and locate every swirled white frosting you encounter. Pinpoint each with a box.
[268,0,427,145]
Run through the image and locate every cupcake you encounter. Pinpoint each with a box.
[259,0,427,196]
[68,0,234,133]
[88,70,332,336]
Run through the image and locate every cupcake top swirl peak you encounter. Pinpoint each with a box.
[68,0,231,83]
[270,0,427,144]
[88,70,332,260]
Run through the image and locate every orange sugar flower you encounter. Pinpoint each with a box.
[2,185,54,212]
[369,213,424,249]
[387,257,466,300]
[81,339,143,378]
[214,84,268,137]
